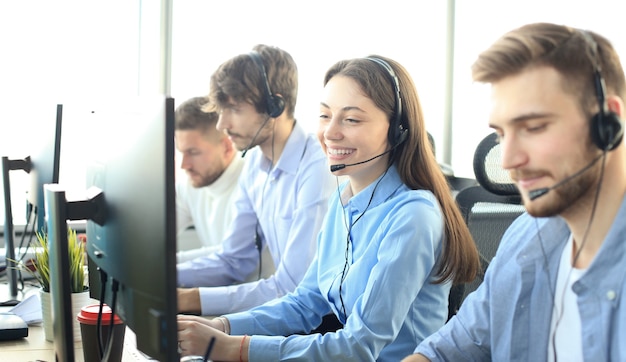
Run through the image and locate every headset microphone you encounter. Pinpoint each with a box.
[330,148,394,172]
[330,57,409,173]
[528,153,603,200]
[329,126,407,172]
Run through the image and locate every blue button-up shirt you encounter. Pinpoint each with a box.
[228,166,450,361]
[177,122,335,316]
[416,194,626,361]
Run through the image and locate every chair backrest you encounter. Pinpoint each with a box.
[446,175,479,196]
[447,132,525,320]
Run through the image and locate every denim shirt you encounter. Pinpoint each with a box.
[416,194,626,361]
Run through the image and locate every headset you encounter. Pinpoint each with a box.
[579,30,624,151]
[248,51,285,118]
[365,57,408,147]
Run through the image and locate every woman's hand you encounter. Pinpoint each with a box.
[177,315,245,360]
[177,314,221,329]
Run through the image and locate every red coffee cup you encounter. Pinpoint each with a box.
[77,303,126,362]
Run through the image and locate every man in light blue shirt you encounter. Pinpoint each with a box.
[405,22,626,361]
[177,45,335,316]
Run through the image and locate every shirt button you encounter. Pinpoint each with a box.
[607,290,616,300]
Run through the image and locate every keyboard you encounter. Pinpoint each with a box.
[0,313,28,340]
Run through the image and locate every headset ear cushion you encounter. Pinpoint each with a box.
[591,111,624,151]
[395,126,408,146]
[387,123,408,147]
[267,95,285,118]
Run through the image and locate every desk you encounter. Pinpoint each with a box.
[0,284,154,362]
[0,323,153,361]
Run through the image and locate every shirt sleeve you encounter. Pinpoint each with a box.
[177,138,335,316]
[413,218,529,361]
[176,171,259,288]
[414,282,493,361]
[176,244,222,263]
[197,156,333,315]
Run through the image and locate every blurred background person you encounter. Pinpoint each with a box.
[175,96,244,263]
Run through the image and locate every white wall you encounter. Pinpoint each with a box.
[0,1,141,226]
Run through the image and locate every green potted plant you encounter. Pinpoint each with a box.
[28,226,91,342]
[31,226,86,293]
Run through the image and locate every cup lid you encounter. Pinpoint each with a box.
[76,303,124,325]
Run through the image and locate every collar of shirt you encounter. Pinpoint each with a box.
[520,192,626,289]
[256,121,309,179]
[339,165,404,215]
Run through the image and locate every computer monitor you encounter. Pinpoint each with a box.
[1,104,62,305]
[29,104,64,233]
[44,96,178,361]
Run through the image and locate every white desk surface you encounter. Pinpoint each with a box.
[0,323,153,361]
[0,230,208,362]
[0,283,154,362]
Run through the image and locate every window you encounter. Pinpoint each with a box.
[2,0,625,229]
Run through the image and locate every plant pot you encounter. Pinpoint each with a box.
[40,289,53,342]
[40,288,93,342]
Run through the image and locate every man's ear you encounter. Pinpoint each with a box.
[607,95,625,119]
[221,134,236,156]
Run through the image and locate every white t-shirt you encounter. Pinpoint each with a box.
[548,233,586,362]
[175,155,244,262]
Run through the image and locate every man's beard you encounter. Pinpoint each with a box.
[523,152,602,218]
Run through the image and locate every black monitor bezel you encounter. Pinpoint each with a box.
[85,96,178,361]
[45,96,178,361]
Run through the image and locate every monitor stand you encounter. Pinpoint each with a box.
[0,246,39,307]
[2,156,32,307]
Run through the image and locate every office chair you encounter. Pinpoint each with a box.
[446,174,478,196]
[447,132,525,320]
